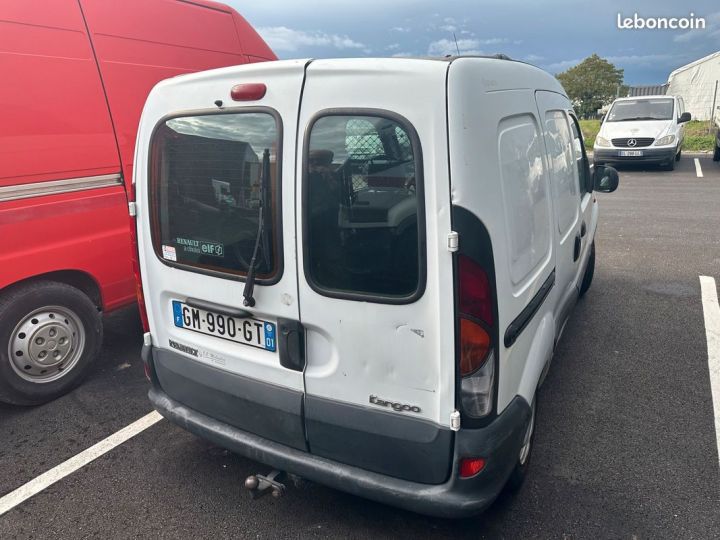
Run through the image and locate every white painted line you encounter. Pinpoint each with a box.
[0,410,162,516]
[695,158,704,178]
[700,276,720,469]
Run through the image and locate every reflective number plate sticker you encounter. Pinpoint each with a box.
[172,300,276,352]
[619,150,643,157]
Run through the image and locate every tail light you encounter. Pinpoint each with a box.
[231,83,267,101]
[458,255,495,418]
[459,457,486,478]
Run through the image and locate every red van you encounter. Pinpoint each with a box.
[0,0,274,405]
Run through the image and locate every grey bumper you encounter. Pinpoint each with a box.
[593,147,676,165]
[144,344,531,518]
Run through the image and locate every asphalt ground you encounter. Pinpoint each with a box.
[1,154,719,539]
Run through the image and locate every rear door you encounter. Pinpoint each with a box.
[295,60,456,484]
[139,62,307,449]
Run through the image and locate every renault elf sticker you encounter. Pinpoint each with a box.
[161,245,177,261]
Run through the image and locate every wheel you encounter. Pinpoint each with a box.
[504,395,536,492]
[713,142,720,162]
[0,281,102,406]
[579,241,595,298]
[676,148,682,162]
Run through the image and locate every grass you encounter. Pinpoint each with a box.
[682,120,715,151]
[579,119,601,150]
[579,118,715,152]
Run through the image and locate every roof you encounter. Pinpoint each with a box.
[613,95,675,102]
[627,84,668,97]
[668,50,720,80]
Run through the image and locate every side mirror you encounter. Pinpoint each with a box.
[593,164,619,193]
[678,112,691,123]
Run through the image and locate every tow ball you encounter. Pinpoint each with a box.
[243,470,286,499]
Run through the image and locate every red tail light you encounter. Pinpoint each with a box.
[457,253,496,418]
[458,255,493,375]
[459,457,486,478]
[459,255,493,325]
[231,83,266,101]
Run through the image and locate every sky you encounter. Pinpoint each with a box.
[226,0,720,85]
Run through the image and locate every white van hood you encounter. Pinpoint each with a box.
[600,119,674,140]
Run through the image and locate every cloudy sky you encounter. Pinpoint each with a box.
[226,0,720,85]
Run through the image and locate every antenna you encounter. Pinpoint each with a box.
[453,32,460,55]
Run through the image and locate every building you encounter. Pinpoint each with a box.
[666,51,720,121]
[626,84,668,97]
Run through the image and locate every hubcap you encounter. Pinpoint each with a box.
[8,307,85,383]
[518,398,536,465]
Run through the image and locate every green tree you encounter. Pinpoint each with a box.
[556,54,627,118]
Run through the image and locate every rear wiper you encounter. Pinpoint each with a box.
[242,148,270,307]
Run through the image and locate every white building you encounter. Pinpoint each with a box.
[667,51,720,121]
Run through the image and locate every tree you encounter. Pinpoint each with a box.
[556,54,627,118]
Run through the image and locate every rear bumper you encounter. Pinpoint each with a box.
[144,344,531,518]
[593,147,676,165]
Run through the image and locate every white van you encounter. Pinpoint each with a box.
[593,95,691,170]
[134,56,619,517]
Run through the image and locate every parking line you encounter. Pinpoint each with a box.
[695,158,704,178]
[700,276,720,469]
[0,410,162,516]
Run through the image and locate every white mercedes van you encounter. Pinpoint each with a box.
[593,95,691,170]
[133,56,619,517]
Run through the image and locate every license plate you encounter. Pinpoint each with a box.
[619,150,643,157]
[172,300,276,352]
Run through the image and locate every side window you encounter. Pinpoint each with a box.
[544,111,579,236]
[150,112,281,280]
[569,114,592,196]
[304,113,424,300]
[497,114,552,286]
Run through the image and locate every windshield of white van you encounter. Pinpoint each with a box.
[304,113,424,300]
[149,111,280,280]
[606,98,674,122]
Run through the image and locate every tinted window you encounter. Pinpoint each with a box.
[607,99,674,121]
[304,114,423,298]
[150,112,280,279]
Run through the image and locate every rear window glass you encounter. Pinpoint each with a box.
[150,112,280,280]
[304,113,424,299]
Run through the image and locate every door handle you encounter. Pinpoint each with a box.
[278,318,305,372]
[580,221,587,237]
[573,234,581,262]
[185,297,252,319]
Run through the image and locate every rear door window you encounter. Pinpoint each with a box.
[303,113,425,300]
[150,111,281,281]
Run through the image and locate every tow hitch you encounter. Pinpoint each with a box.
[244,470,286,499]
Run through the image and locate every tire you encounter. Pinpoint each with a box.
[504,395,536,492]
[0,281,102,406]
[663,157,675,171]
[713,142,720,162]
[676,148,682,162]
[579,241,595,298]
